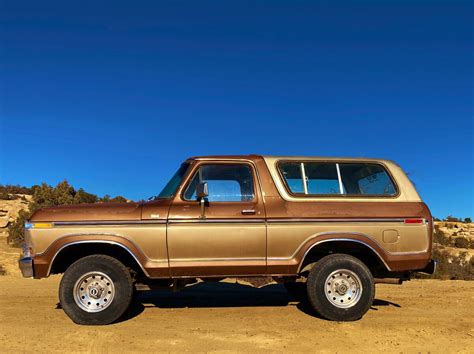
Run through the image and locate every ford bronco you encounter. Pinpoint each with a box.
[19,155,435,324]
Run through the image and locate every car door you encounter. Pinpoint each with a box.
[167,160,266,277]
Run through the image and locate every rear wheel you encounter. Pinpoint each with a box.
[59,255,133,325]
[306,254,374,321]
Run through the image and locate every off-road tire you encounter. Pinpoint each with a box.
[59,255,133,325]
[306,254,374,321]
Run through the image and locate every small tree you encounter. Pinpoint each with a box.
[464,217,472,223]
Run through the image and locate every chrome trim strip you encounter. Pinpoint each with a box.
[170,257,265,262]
[266,218,426,223]
[168,218,266,224]
[268,230,428,261]
[46,240,155,277]
[295,238,392,273]
[50,217,427,226]
[35,232,160,260]
[54,220,167,226]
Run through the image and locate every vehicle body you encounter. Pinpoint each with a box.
[19,155,435,324]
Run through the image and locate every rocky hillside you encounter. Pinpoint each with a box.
[0,195,31,229]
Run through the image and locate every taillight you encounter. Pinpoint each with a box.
[404,218,425,224]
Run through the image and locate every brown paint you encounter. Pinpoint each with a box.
[27,155,433,279]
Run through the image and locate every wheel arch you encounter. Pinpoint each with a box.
[298,238,391,277]
[49,240,149,278]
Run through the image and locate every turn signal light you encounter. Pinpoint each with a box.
[24,222,54,229]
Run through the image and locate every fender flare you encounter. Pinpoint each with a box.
[297,236,391,273]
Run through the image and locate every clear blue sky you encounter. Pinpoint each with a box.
[0,1,472,219]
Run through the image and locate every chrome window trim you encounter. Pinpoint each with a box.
[300,162,309,194]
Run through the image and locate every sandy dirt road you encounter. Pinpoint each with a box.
[0,237,473,353]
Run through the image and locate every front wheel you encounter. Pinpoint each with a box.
[306,254,374,321]
[59,255,133,325]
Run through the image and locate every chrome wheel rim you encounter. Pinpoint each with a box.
[73,271,115,313]
[325,269,362,308]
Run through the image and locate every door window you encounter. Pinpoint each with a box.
[183,164,255,202]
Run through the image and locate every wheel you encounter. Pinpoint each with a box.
[284,282,307,301]
[59,255,133,325]
[306,254,374,321]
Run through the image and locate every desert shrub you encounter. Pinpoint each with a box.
[429,248,473,280]
[465,217,472,223]
[445,215,461,222]
[74,188,98,204]
[0,264,6,276]
[99,195,128,203]
[433,228,451,246]
[7,209,32,247]
[454,237,470,249]
[7,180,129,247]
[0,184,33,195]
[0,191,11,200]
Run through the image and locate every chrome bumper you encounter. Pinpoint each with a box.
[18,257,34,278]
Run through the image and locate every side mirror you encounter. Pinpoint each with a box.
[196,182,209,199]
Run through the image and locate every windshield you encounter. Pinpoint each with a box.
[156,163,190,199]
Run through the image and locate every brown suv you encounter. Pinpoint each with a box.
[19,155,435,324]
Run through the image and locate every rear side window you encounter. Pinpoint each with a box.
[278,161,397,197]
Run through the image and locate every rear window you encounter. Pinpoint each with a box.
[278,161,397,197]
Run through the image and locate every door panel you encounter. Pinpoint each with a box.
[167,162,266,276]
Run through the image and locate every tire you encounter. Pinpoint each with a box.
[59,255,133,325]
[306,254,374,321]
[284,282,307,301]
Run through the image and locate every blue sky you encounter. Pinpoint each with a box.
[0,1,472,218]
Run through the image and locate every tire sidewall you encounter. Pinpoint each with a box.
[307,254,375,321]
[59,255,133,325]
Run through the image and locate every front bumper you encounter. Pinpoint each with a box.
[418,259,437,275]
[18,257,34,278]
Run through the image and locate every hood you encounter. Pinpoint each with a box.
[30,202,143,222]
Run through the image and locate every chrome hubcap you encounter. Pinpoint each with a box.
[325,269,362,308]
[73,271,115,313]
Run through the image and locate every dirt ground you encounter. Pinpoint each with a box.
[1,237,473,353]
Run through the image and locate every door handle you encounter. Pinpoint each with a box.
[241,209,256,215]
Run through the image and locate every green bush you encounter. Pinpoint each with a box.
[7,180,128,247]
[0,184,33,195]
[465,217,472,223]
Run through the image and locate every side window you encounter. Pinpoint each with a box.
[183,164,255,202]
[278,162,305,193]
[305,163,341,195]
[278,161,397,197]
[279,162,342,195]
[339,164,396,196]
